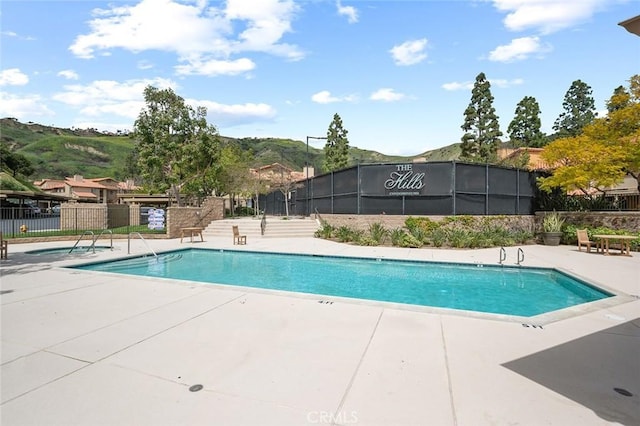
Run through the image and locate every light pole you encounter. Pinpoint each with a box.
[306,136,327,216]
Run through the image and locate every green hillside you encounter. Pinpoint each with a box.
[1,118,461,180]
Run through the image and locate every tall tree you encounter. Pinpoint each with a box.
[323,113,350,172]
[215,142,255,216]
[606,85,631,113]
[552,79,596,138]
[539,74,640,195]
[507,96,546,148]
[460,72,502,163]
[132,86,220,206]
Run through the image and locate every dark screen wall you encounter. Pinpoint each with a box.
[259,162,539,216]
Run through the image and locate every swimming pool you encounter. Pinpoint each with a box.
[71,249,613,317]
[26,246,113,255]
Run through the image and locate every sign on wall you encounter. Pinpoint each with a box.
[384,164,426,196]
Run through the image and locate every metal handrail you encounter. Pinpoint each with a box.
[499,247,506,265]
[260,212,267,236]
[314,207,325,226]
[69,231,95,254]
[128,232,157,257]
[91,230,113,251]
[517,248,524,265]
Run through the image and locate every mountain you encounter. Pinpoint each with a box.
[1,117,461,180]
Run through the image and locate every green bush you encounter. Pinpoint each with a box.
[428,228,447,247]
[336,226,355,242]
[315,222,334,239]
[368,222,389,245]
[405,216,440,234]
[390,228,406,247]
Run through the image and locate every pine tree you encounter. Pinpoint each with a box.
[460,72,502,163]
[324,113,350,172]
[552,79,596,138]
[507,96,546,148]
[606,85,631,113]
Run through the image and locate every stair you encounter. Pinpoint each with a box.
[203,216,320,239]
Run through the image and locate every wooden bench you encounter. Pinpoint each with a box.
[180,227,204,243]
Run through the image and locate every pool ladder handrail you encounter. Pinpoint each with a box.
[128,232,157,257]
[499,247,525,265]
[69,231,95,254]
[89,230,113,252]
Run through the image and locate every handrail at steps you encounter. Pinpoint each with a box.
[69,231,95,254]
[314,208,325,226]
[128,232,157,257]
[260,212,267,236]
[91,229,113,251]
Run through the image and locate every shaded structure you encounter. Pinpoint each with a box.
[260,161,540,216]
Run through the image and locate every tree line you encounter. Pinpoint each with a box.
[4,72,637,208]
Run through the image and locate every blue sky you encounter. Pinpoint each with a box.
[1,0,638,156]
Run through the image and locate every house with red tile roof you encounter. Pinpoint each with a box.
[34,175,139,203]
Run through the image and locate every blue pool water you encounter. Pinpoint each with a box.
[26,246,113,255]
[72,249,612,317]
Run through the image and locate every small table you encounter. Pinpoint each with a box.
[592,234,636,256]
[180,227,204,243]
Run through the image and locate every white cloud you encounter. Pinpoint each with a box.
[311,90,357,104]
[225,0,303,60]
[52,78,176,119]
[442,81,473,91]
[370,88,405,102]
[442,78,523,91]
[0,92,54,119]
[0,68,29,86]
[492,0,606,34]
[337,1,358,24]
[389,39,427,66]
[137,60,154,70]
[196,99,277,126]
[69,0,303,76]
[58,69,80,80]
[489,78,524,88]
[488,36,551,62]
[175,57,255,76]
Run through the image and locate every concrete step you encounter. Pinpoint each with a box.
[203,216,320,238]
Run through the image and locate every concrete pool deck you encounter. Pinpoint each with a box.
[1,237,639,425]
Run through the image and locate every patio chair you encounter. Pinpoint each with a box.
[576,229,595,253]
[232,225,247,245]
[0,232,7,259]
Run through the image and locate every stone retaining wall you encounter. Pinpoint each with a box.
[166,197,224,238]
[535,211,640,232]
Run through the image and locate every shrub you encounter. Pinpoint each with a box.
[315,222,334,239]
[405,217,440,234]
[390,228,406,247]
[368,222,389,245]
[542,211,564,233]
[429,228,447,247]
[336,226,355,242]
